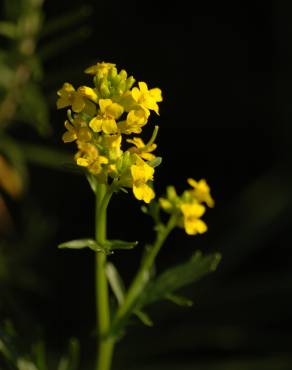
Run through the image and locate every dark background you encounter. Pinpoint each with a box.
[2,1,292,369]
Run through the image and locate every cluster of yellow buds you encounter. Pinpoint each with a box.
[57,62,162,203]
[159,179,214,235]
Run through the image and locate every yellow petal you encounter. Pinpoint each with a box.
[62,131,77,143]
[77,127,92,142]
[131,87,141,102]
[106,102,124,119]
[187,178,197,188]
[57,97,70,109]
[184,219,207,235]
[126,137,144,148]
[72,95,85,113]
[89,117,103,132]
[133,183,155,203]
[78,86,98,103]
[76,158,89,167]
[150,88,163,102]
[102,119,118,134]
[99,99,113,113]
[138,81,148,92]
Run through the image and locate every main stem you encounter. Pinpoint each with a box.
[95,183,114,370]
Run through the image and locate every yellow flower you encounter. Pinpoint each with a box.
[131,82,162,115]
[89,99,123,134]
[75,141,108,174]
[102,134,122,161]
[131,156,155,203]
[180,203,207,235]
[187,178,214,207]
[85,62,116,77]
[62,120,92,143]
[127,137,156,161]
[118,108,149,134]
[57,83,97,115]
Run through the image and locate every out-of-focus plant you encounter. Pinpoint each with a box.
[0,321,80,370]
[0,0,91,363]
[57,61,221,370]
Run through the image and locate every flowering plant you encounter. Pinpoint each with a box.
[57,61,220,370]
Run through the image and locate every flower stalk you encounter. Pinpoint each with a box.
[95,183,114,370]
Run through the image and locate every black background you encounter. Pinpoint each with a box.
[3,1,292,369]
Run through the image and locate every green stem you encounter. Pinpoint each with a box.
[95,183,114,370]
[114,214,177,323]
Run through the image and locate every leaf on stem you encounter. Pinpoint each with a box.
[106,239,138,251]
[136,251,221,308]
[58,239,102,252]
[106,262,125,306]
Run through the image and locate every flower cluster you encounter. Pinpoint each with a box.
[57,62,162,203]
[159,179,214,235]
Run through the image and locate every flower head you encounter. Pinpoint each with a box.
[57,61,163,203]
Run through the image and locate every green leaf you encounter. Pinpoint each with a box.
[57,338,79,370]
[58,239,102,252]
[165,293,193,307]
[106,239,138,251]
[133,309,153,327]
[17,82,50,136]
[106,262,125,306]
[32,342,47,370]
[147,156,162,168]
[137,251,221,308]
[41,6,92,38]
[0,21,17,39]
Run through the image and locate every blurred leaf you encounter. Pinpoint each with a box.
[0,135,28,193]
[106,262,125,306]
[17,358,37,370]
[137,251,221,308]
[17,142,73,172]
[133,310,153,327]
[0,63,15,88]
[57,338,79,370]
[0,21,17,38]
[39,26,91,60]
[165,293,193,307]
[17,82,50,136]
[32,342,47,370]
[41,6,92,37]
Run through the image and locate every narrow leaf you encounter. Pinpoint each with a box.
[58,239,101,252]
[134,309,153,327]
[106,239,138,251]
[165,293,193,307]
[106,263,125,306]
